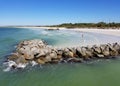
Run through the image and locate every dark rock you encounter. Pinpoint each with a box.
[67,58,83,63]
[92,45,101,54]
[46,28,59,31]
[76,47,85,57]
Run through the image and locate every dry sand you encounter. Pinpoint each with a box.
[69,28,120,37]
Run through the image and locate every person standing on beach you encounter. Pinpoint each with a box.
[81,33,85,45]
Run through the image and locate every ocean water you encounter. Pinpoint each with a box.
[0,27,120,86]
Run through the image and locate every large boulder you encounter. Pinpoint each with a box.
[113,43,120,49]
[92,45,101,54]
[68,47,78,57]
[62,48,74,58]
[85,46,94,58]
[76,47,91,60]
[49,51,58,59]
[8,39,57,64]
[16,39,47,60]
[112,43,120,54]
[107,43,119,56]
[100,44,110,57]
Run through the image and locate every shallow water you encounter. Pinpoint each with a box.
[1,60,120,86]
[0,27,120,86]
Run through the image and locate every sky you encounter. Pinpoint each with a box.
[0,0,120,26]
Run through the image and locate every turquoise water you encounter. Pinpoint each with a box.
[0,27,120,86]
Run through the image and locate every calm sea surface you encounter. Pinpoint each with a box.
[0,27,120,86]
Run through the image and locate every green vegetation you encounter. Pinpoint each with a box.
[51,22,120,29]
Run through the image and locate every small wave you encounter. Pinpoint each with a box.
[3,67,11,72]
[3,60,39,72]
[41,31,48,35]
[3,60,28,72]
[30,61,38,67]
[3,60,16,72]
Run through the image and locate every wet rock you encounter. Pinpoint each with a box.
[67,58,83,63]
[49,58,60,64]
[15,56,27,64]
[36,59,45,64]
[3,61,17,71]
[46,28,59,31]
[49,60,59,64]
[8,53,19,61]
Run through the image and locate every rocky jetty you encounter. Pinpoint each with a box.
[6,39,120,69]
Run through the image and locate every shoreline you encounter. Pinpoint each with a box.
[1,26,120,36]
[14,26,120,37]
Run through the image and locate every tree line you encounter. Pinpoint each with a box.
[51,22,120,28]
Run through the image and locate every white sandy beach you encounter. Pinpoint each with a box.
[69,28,120,37]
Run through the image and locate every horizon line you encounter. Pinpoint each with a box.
[0,21,120,27]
